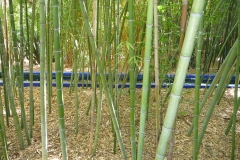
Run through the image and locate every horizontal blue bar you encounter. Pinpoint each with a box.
[2,71,237,82]
[1,81,239,89]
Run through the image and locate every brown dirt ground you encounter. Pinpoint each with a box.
[2,86,240,160]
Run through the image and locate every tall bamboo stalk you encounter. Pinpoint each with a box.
[89,0,97,154]
[46,0,53,114]
[0,17,9,160]
[193,10,204,160]
[153,0,160,144]
[128,0,136,158]
[72,0,80,135]
[155,0,205,159]
[53,0,68,159]
[40,0,48,158]
[2,0,10,126]
[137,0,154,159]
[29,0,36,138]
[231,2,240,159]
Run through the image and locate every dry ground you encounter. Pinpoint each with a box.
[2,86,240,160]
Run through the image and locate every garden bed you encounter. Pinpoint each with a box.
[3,87,240,159]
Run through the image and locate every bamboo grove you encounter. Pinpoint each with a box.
[0,0,239,159]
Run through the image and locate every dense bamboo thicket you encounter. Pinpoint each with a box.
[0,0,239,159]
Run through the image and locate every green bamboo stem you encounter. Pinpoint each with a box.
[72,0,80,135]
[197,40,237,152]
[137,0,154,159]
[114,0,120,151]
[19,0,24,78]
[155,1,205,159]
[231,2,240,158]
[19,0,26,130]
[128,0,136,158]
[89,0,97,154]
[0,120,9,160]
[53,0,68,159]
[29,0,36,138]
[217,67,235,105]
[0,118,8,160]
[1,1,10,126]
[154,0,160,144]
[112,0,118,154]
[47,0,52,114]
[92,85,103,155]
[0,21,8,158]
[24,0,30,60]
[79,1,127,159]
[225,93,240,135]
[40,0,48,158]
[193,10,204,160]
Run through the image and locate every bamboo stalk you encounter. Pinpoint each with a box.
[40,0,48,158]
[230,2,240,158]
[53,0,68,159]
[193,10,204,160]
[29,0,36,138]
[128,0,137,158]
[155,0,205,159]
[154,0,160,145]
[137,0,154,159]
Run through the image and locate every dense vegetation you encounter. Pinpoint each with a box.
[0,0,239,159]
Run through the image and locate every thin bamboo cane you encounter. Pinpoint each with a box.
[29,0,36,138]
[92,85,103,155]
[128,0,136,158]
[0,19,8,160]
[89,0,97,153]
[40,0,48,158]
[0,121,8,160]
[114,0,120,154]
[2,0,10,126]
[137,0,154,159]
[53,0,68,159]
[24,0,30,60]
[230,1,240,158]
[73,0,80,135]
[154,0,160,145]
[193,10,204,160]
[46,0,52,114]
[19,0,25,129]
